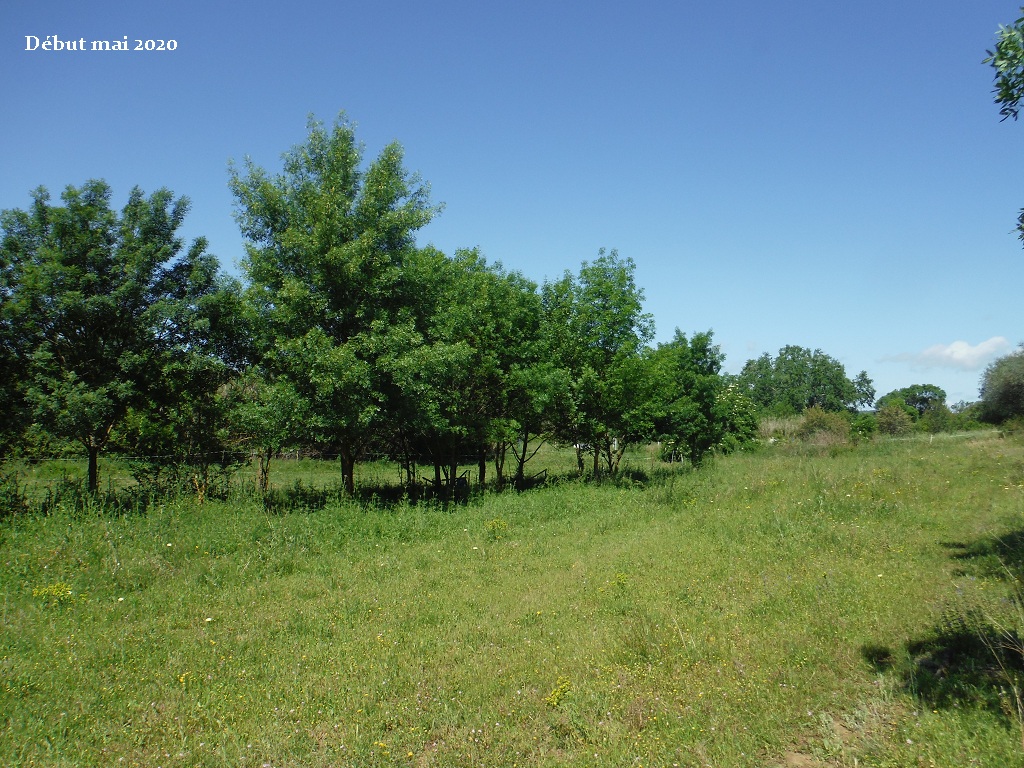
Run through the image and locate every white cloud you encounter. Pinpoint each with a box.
[884,337,1012,371]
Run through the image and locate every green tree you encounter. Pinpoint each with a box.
[877,384,947,419]
[738,346,870,415]
[649,329,731,466]
[230,114,439,494]
[0,180,220,492]
[542,250,655,476]
[384,247,568,492]
[112,276,249,499]
[853,371,876,410]
[979,345,1024,423]
[987,8,1024,121]
[0,238,30,459]
[986,7,1024,242]
[226,374,309,494]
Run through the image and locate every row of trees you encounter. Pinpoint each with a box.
[1,115,1014,497]
[0,116,767,495]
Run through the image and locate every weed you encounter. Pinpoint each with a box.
[32,581,78,607]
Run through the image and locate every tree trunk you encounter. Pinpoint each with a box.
[257,450,272,495]
[477,449,487,488]
[340,449,355,495]
[515,431,529,486]
[87,443,100,494]
[493,442,507,490]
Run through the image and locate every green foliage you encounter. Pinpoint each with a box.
[796,405,850,444]
[985,8,1024,242]
[717,380,760,450]
[738,345,871,415]
[230,113,440,493]
[987,7,1024,121]
[0,180,221,492]
[648,332,757,465]
[918,402,955,434]
[542,250,655,476]
[876,403,915,436]
[851,412,878,441]
[877,384,947,420]
[226,374,310,493]
[980,346,1024,424]
[0,469,27,519]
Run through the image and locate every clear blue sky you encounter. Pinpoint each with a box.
[2,0,1021,404]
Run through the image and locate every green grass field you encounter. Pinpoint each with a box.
[3,433,1024,767]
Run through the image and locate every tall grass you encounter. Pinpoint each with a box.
[2,433,1023,766]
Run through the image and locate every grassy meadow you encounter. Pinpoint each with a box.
[3,433,1024,767]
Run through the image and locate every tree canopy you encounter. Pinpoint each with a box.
[229,113,439,493]
[980,345,1024,423]
[5,112,962,502]
[737,346,872,416]
[0,180,222,491]
[986,7,1024,242]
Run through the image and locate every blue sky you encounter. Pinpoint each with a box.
[2,0,1021,404]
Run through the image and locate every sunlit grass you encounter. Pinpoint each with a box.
[2,433,1023,766]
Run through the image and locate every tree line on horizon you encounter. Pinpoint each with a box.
[0,116,1019,497]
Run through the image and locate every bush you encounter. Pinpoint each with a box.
[918,403,954,434]
[851,412,877,441]
[796,406,850,445]
[950,401,985,431]
[877,404,914,436]
[1001,415,1024,437]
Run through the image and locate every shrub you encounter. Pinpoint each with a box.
[796,406,850,445]
[877,404,914,436]
[1001,415,1024,437]
[919,403,954,434]
[850,412,877,441]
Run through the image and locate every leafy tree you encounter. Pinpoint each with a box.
[648,329,746,466]
[979,345,1024,423]
[986,7,1024,242]
[877,384,947,419]
[0,180,220,492]
[383,248,533,490]
[230,114,439,494]
[410,249,559,490]
[0,238,30,459]
[738,345,871,415]
[853,371,876,410]
[542,250,655,476]
[226,374,309,494]
[950,400,985,431]
[987,8,1024,121]
[918,402,954,434]
[111,276,248,499]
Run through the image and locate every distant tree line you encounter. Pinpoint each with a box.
[0,115,1016,496]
